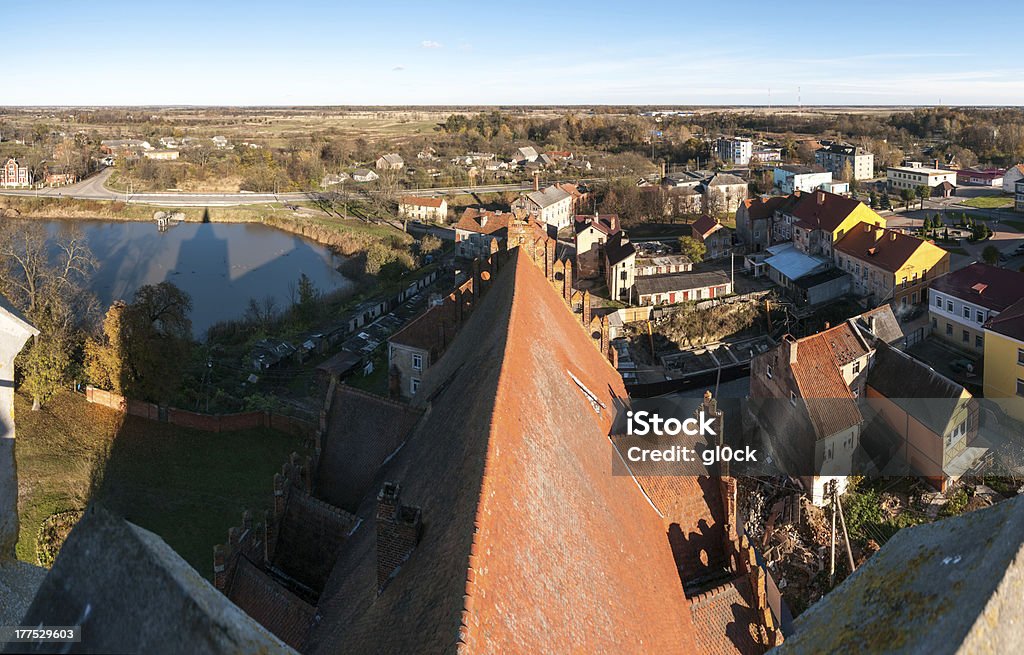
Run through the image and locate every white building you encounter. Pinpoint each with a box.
[1003,164,1024,194]
[511,186,573,230]
[716,137,753,166]
[887,165,957,191]
[398,196,448,223]
[774,165,833,194]
[815,144,874,181]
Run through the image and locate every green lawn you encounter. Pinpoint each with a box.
[960,195,1014,209]
[15,391,305,579]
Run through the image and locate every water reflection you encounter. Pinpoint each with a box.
[30,219,351,337]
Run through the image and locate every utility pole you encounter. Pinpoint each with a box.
[836,482,856,574]
[828,479,837,586]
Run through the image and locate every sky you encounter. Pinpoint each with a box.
[3,1,1022,106]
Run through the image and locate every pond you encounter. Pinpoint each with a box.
[36,219,353,337]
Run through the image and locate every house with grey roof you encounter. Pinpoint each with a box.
[510,185,574,230]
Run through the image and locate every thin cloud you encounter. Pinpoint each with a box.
[421,40,442,49]
[392,66,405,71]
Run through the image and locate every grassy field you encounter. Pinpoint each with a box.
[15,391,305,579]
[960,195,1014,209]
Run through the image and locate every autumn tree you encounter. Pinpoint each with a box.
[678,236,707,264]
[0,222,96,409]
[85,282,193,403]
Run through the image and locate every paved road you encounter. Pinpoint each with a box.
[0,168,597,207]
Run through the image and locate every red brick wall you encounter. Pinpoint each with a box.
[84,385,315,437]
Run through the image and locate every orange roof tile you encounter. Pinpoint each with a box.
[454,208,511,235]
[307,249,701,654]
[400,195,444,208]
[835,222,945,273]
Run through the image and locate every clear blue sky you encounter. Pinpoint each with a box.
[5,1,1021,106]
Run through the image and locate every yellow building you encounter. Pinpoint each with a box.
[835,223,949,310]
[983,298,1024,421]
[789,190,886,259]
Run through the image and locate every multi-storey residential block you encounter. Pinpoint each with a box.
[814,143,874,181]
[887,165,956,191]
[789,189,886,259]
[929,263,1024,353]
[834,223,949,310]
[716,137,752,166]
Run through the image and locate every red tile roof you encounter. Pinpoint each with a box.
[742,195,793,220]
[400,195,444,208]
[835,223,944,274]
[790,190,864,232]
[930,262,1024,312]
[307,249,701,654]
[789,323,868,439]
[690,576,768,655]
[454,208,511,235]
[986,297,1024,342]
[225,556,315,651]
[692,215,725,239]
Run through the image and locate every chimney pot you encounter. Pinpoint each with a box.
[816,190,825,205]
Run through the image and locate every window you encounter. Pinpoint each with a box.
[963,306,971,319]
[976,335,983,349]
[946,323,953,336]
[766,363,774,380]
[852,361,861,375]
[1018,379,1024,398]
[412,353,423,371]
[946,300,953,312]
[936,296,942,308]
[410,378,420,394]
[790,391,797,406]
[946,419,967,448]
[977,310,984,323]
[1019,349,1024,366]
[963,330,969,343]
[932,317,937,329]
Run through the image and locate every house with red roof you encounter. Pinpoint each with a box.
[690,214,733,259]
[834,222,949,310]
[929,263,1024,353]
[398,195,447,223]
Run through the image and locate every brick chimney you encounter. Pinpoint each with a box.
[533,171,540,191]
[376,482,422,592]
[816,189,825,205]
[609,214,619,233]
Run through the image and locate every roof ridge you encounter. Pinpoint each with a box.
[453,249,621,652]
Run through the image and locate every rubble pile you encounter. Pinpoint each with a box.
[739,478,841,616]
